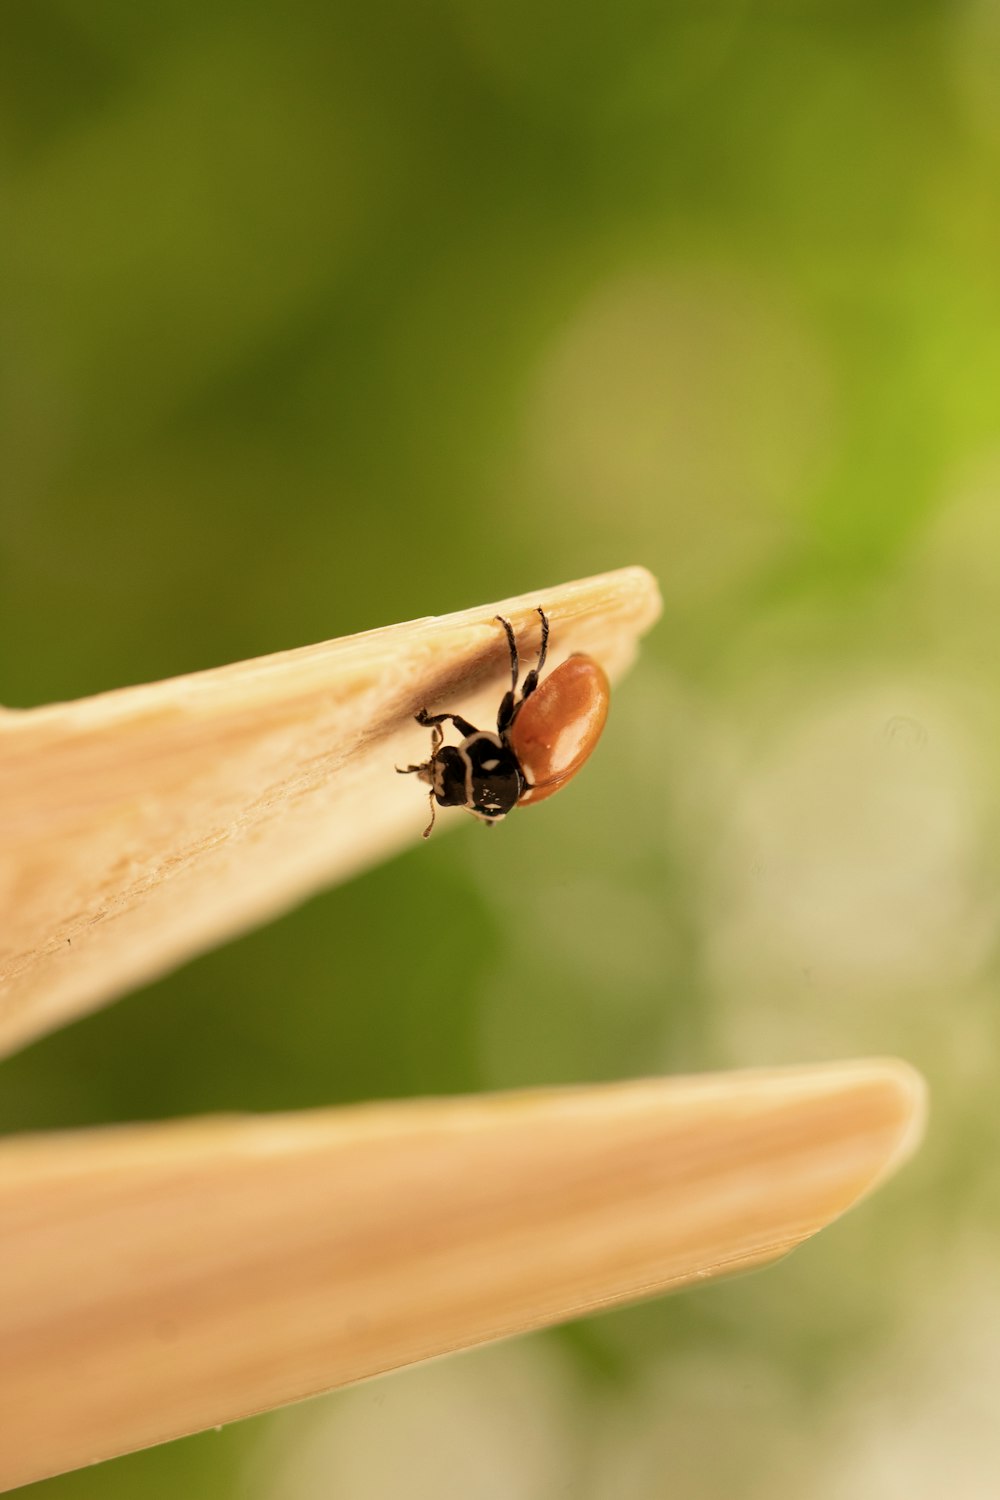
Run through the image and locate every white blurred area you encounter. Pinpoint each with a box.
[698,467,1000,1071]
[246,1336,813,1500]
[704,678,992,1063]
[247,1341,583,1500]
[815,1257,1000,1500]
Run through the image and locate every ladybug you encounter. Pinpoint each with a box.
[398,607,610,838]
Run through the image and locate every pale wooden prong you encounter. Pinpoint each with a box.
[0,567,661,1057]
[0,1058,925,1492]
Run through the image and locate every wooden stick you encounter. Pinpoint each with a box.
[0,1058,924,1492]
[0,568,661,1057]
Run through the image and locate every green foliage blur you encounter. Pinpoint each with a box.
[4,2,1000,1495]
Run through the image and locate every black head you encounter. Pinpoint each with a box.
[459,731,523,821]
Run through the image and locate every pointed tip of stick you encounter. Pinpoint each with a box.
[859,1054,928,1177]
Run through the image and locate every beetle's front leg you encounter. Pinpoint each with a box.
[415,708,480,739]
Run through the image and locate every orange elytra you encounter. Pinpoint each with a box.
[508,652,610,805]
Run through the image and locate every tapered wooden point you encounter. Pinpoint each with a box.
[0,568,661,1056]
[0,1058,924,1491]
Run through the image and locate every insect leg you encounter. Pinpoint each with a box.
[494,615,520,694]
[415,708,479,738]
[517,607,550,703]
[494,616,524,732]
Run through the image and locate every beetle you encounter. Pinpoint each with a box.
[397,607,610,837]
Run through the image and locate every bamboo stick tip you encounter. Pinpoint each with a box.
[865,1055,928,1179]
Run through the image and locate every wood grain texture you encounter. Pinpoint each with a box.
[0,567,661,1057]
[0,1059,925,1492]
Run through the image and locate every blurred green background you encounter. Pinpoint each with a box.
[4,1,1000,1495]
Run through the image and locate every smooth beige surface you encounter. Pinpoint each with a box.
[0,1059,925,1492]
[0,567,661,1056]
